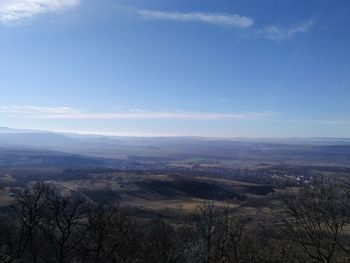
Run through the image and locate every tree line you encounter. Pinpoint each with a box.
[0,177,349,263]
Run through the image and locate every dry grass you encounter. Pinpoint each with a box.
[0,187,16,206]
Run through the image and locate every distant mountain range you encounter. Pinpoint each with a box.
[1,127,350,143]
[1,127,350,167]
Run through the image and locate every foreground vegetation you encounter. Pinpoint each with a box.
[0,177,349,263]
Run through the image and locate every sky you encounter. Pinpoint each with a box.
[0,0,349,137]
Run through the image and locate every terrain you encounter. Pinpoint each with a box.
[1,128,350,262]
[1,127,349,214]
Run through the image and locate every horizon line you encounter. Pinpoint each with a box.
[1,126,350,140]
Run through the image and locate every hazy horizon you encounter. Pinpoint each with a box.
[2,126,350,141]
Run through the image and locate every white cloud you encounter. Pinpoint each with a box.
[0,105,273,121]
[46,111,272,120]
[264,20,314,41]
[0,0,81,24]
[0,105,78,114]
[137,9,254,28]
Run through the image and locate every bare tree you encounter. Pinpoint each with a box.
[83,203,115,263]
[194,201,219,263]
[40,195,91,263]
[83,203,143,263]
[217,207,248,263]
[281,177,350,263]
[0,215,15,263]
[146,218,183,263]
[9,182,50,261]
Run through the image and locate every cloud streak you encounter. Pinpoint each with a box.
[263,20,314,41]
[0,105,78,114]
[0,0,81,24]
[136,9,312,41]
[0,105,272,121]
[137,9,254,28]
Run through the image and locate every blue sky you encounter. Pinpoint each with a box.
[0,0,349,137]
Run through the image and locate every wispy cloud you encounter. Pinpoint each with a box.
[47,111,272,120]
[0,105,272,121]
[0,105,78,114]
[280,118,350,125]
[137,9,254,28]
[263,20,314,41]
[0,0,81,25]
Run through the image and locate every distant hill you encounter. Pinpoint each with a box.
[1,127,350,167]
